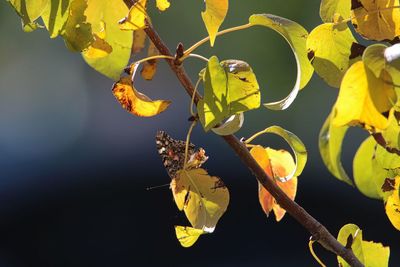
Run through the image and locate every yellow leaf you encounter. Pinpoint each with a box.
[83,0,133,80]
[141,41,159,80]
[250,146,298,221]
[119,0,147,31]
[385,176,400,230]
[320,0,351,22]
[201,0,229,46]
[307,23,358,88]
[112,64,171,117]
[351,0,400,41]
[171,168,229,232]
[132,29,147,54]
[332,61,396,131]
[156,0,170,11]
[41,0,72,38]
[174,226,205,248]
[337,224,390,267]
[82,33,113,59]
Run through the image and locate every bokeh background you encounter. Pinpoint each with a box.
[0,0,399,266]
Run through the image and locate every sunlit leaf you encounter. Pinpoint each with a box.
[319,111,352,185]
[247,126,307,182]
[83,0,134,80]
[320,0,351,22]
[353,136,385,199]
[385,176,400,230]
[119,0,147,31]
[250,146,297,221]
[7,0,48,31]
[249,14,314,110]
[307,23,358,88]
[363,44,400,90]
[62,0,93,52]
[141,41,159,80]
[375,144,400,171]
[337,224,390,267]
[332,61,396,131]
[171,168,229,232]
[82,33,113,59]
[41,0,72,38]
[156,0,170,11]
[201,0,228,46]
[198,57,260,131]
[351,0,400,41]
[174,226,205,248]
[211,113,244,136]
[112,64,171,117]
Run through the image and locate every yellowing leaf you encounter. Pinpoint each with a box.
[198,57,260,131]
[351,0,400,41]
[174,226,205,248]
[363,44,400,89]
[82,33,113,59]
[250,146,297,221]
[332,61,396,131]
[7,0,48,31]
[119,0,147,31]
[41,0,72,38]
[337,224,390,267]
[83,0,134,80]
[171,168,229,232]
[353,136,385,199]
[385,176,400,230]
[156,0,170,11]
[132,29,147,54]
[246,126,307,182]
[307,23,358,88]
[62,0,93,52]
[249,14,314,110]
[320,0,351,22]
[141,41,159,80]
[319,111,352,185]
[201,0,228,46]
[112,64,171,117]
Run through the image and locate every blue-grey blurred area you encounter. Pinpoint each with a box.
[0,0,398,266]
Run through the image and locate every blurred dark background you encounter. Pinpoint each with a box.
[0,0,398,266]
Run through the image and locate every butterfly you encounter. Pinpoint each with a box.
[156,131,208,179]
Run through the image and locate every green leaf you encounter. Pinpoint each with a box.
[249,14,314,110]
[82,0,133,80]
[307,23,358,88]
[246,126,307,182]
[198,56,260,131]
[7,0,48,31]
[319,111,352,185]
[62,0,93,52]
[337,224,390,267]
[319,0,351,22]
[353,136,385,199]
[41,0,72,38]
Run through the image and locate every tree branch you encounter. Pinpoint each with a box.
[125,5,363,266]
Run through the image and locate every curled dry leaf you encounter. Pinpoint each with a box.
[250,146,298,221]
[112,64,171,117]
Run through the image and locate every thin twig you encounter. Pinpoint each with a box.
[125,2,364,266]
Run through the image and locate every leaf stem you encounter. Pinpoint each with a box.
[184,120,197,169]
[186,53,210,63]
[181,23,253,60]
[134,55,175,66]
